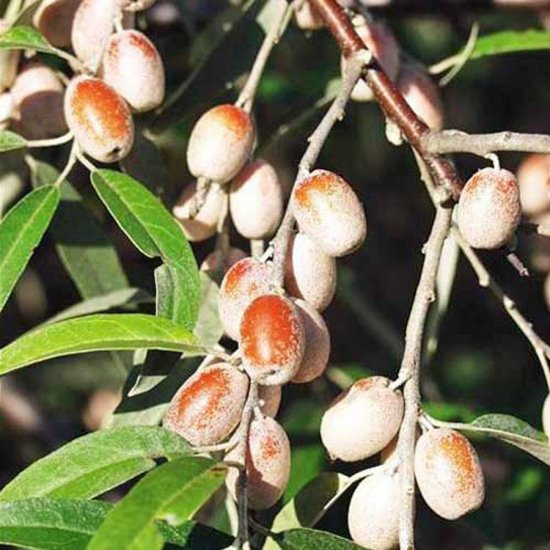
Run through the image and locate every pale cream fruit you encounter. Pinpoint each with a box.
[320,376,404,462]
[292,169,367,258]
[517,154,550,216]
[294,0,324,30]
[187,104,255,184]
[291,299,330,384]
[101,30,165,112]
[542,394,550,437]
[258,384,282,418]
[172,181,225,242]
[163,363,248,446]
[0,20,20,93]
[414,428,485,520]
[342,19,400,102]
[545,272,550,310]
[230,159,283,239]
[348,472,400,550]
[200,247,247,275]
[118,0,156,11]
[398,64,444,131]
[0,92,13,130]
[457,167,522,249]
[225,416,291,510]
[218,257,273,341]
[284,232,336,311]
[240,294,306,386]
[65,76,134,163]
[34,0,81,47]
[380,427,420,464]
[11,62,68,140]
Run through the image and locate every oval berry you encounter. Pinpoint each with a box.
[291,299,330,384]
[240,294,306,386]
[34,0,80,48]
[200,247,247,276]
[284,232,336,311]
[259,384,282,418]
[218,257,272,341]
[543,394,550,438]
[457,167,522,249]
[225,416,291,510]
[163,363,248,446]
[230,159,283,239]
[118,0,156,11]
[517,153,550,216]
[172,181,225,242]
[292,169,367,258]
[65,76,134,163]
[187,104,255,184]
[348,472,400,550]
[0,92,12,129]
[414,428,485,520]
[0,20,19,93]
[320,376,404,462]
[398,64,443,131]
[101,30,165,112]
[293,0,324,30]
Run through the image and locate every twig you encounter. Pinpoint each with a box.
[396,206,453,550]
[189,176,211,218]
[422,130,550,157]
[269,53,367,286]
[236,0,292,113]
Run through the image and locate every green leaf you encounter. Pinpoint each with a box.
[91,170,199,328]
[0,426,190,501]
[194,272,224,348]
[158,520,233,549]
[272,528,364,550]
[0,313,202,375]
[33,161,129,299]
[469,29,550,60]
[0,498,111,550]
[0,185,60,312]
[266,474,349,550]
[0,25,55,53]
[284,445,325,503]
[433,414,550,466]
[0,130,27,152]
[87,456,227,550]
[42,288,154,326]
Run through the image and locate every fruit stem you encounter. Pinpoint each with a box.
[26,131,74,149]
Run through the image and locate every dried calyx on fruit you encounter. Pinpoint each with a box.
[187,104,255,184]
[320,376,404,462]
[414,428,485,520]
[163,362,248,446]
[240,294,306,385]
[225,415,291,510]
[457,167,522,249]
[292,169,367,258]
[65,76,134,162]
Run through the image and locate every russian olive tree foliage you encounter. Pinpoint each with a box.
[0,0,549,548]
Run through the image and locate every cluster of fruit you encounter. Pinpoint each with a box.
[0,0,165,162]
[320,376,484,549]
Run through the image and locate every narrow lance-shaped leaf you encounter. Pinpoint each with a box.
[272,528,365,550]
[0,313,203,375]
[0,130,27,152]
[468,29,550,60]
[0,185,60,312]
[0,426,191,501]
[87,456,227,550]
[0,25,56,53]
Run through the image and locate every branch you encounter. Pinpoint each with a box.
[350,0,550,11]
[396,205,453,550]
[422,130,550,157]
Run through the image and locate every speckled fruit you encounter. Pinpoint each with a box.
[457,167,522,249]
[380,427,420,465]
[101,30,165,112]
[414,428,485,520]
[187,104,255,184]
[284,232,336,311]
[240,295,306,385]
[200,247,247,275]
[398,64,443,131]
[294,0,324,30]
[517,154,550,216]
[230,160,283,239]
[34,0,80,47]
[542,394,550,437]
[0,92,13,129]
[292,169,366,258]
[225,416,291,510]
[163,363,248,446]
[348,473,400,550]
[320,376,404,462]
[11,62,68,140]
[65,76,134,162]
[172,181,225,242]
[218,257,272,341]
[118,0,156,11]
[258,384,282,418]
[0,20,19,93]
[342,19,399,103]
[291,299,330,384]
